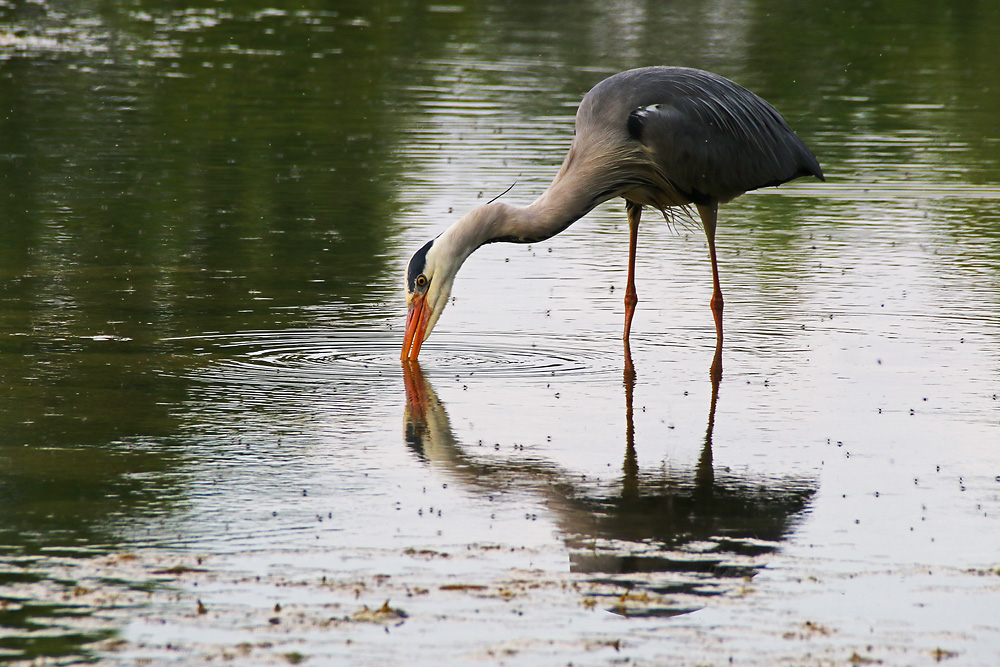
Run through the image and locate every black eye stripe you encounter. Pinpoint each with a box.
[406,239,434,292]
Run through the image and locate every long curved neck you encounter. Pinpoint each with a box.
[438,170,601,265]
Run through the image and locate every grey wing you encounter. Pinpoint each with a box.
[626,83,824,204]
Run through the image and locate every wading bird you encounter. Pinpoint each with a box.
[401,66,823,373]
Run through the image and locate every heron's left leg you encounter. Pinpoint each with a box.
[697,202,723,315]
[623,201,642,341]
[698,202,724,379]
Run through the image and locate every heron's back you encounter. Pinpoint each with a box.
[576,66,823,205]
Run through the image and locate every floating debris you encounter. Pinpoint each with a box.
[349,600,408,624]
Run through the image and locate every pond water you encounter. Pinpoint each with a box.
[2,1,999,665]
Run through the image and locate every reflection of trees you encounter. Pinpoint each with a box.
[0,3,444,336]
[0,7,465,661]
[0,2,473,509]
[0,6,359,540]
[403,359,816,616]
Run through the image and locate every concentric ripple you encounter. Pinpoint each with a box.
[169,327,619,387]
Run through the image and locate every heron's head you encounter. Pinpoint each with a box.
[400,236,461,360]
[400,204,515,360]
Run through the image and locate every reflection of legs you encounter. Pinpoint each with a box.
[698,202,723,380]
[622,337,638,500]
[623,201,641,341]
[696,365,721,494]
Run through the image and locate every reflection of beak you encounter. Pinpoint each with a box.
[401,360,427,419]
[401,294,431,360]
[401,360,429,457]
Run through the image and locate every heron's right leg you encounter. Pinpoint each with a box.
[698,202,723,380]
[624,201,642,341]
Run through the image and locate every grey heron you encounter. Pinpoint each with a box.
[401,66,824,373]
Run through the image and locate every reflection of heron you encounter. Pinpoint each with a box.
[402,66,824,377]
[401,361,816,615]
[621,340,719,507]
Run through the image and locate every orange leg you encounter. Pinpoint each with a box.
[623,201,641,341]
[698,202,723,380]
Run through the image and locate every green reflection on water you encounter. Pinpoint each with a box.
[0,0,998,662]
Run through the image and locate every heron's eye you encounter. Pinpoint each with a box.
[415,274,428,289]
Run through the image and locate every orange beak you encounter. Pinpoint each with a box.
[401,294,431,360]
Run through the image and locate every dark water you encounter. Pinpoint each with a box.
[2,1,999,664]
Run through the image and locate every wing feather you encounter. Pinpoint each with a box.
[581,67,823,205]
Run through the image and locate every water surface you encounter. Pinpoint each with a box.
[2,1,1000,665]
